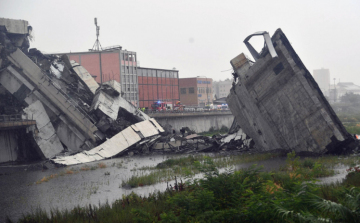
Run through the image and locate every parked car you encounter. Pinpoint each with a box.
[196,108,204,112]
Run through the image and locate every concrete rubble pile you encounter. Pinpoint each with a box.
[0,17,251,166]
[150,123,254,154]
[227,29,358,155]
[0,18,165,165]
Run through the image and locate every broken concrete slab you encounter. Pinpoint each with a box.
[90,81,150,133]
[52,118,164,166]
[7,49,98,143]
[0,18,29,35]
[91,91,119,121]
[0,54,96,152]
[70,60,99,94]
[101,80,121,97]
[23,100,64,158]
[116,96,150,121]
[227,29,356,155]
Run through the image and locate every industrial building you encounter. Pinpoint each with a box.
[59,47,179,108]
[138,67,179,109]
[179,77,213,107]
[61,47,139,106]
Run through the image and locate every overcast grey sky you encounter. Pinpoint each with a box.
[1,0,360,84]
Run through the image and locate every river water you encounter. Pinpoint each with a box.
[0,154,350,222]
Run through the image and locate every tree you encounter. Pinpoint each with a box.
[340,92,360,104]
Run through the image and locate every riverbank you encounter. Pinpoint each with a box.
[6,152,360,222]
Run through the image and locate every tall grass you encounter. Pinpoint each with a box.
[122,153,281,188]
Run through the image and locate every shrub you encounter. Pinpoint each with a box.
[220,125,229,132]
[98,163,107,168]
[208,126,216,132]
[302,159,315,169]
[343,166,360,187]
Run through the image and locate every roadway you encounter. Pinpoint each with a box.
[148,110,232,118]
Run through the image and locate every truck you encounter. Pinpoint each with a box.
[151,101,172,112]
[173,101,185,112]
[151,101,166,111]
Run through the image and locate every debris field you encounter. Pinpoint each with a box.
[0,18,357,166]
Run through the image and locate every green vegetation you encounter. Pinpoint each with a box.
[198,125,229,136]
[15,152,360,223]
[344,125,360,135]
[35,162,112,185]
[336,112,360,134]
[278,152,336,179]
[122,169,174,188]
[123,153,281,188]
[123,152,360,189]
[306,155,359,168]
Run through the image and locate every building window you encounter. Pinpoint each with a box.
[180,88,186,94]
[189,87,195,94]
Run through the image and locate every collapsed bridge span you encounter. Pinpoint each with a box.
[227,29,357,155]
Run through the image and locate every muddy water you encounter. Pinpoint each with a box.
[0,155,170,222]
[0,154,349,222]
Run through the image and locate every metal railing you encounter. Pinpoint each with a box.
[145,109,231,114]
[0,114,23,122]
[0,114,36,129]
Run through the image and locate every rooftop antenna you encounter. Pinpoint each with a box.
[92,18,102,51]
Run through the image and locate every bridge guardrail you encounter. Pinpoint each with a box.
[0,114,37,129]
[0,114,23,122]
[144,109,231,115]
